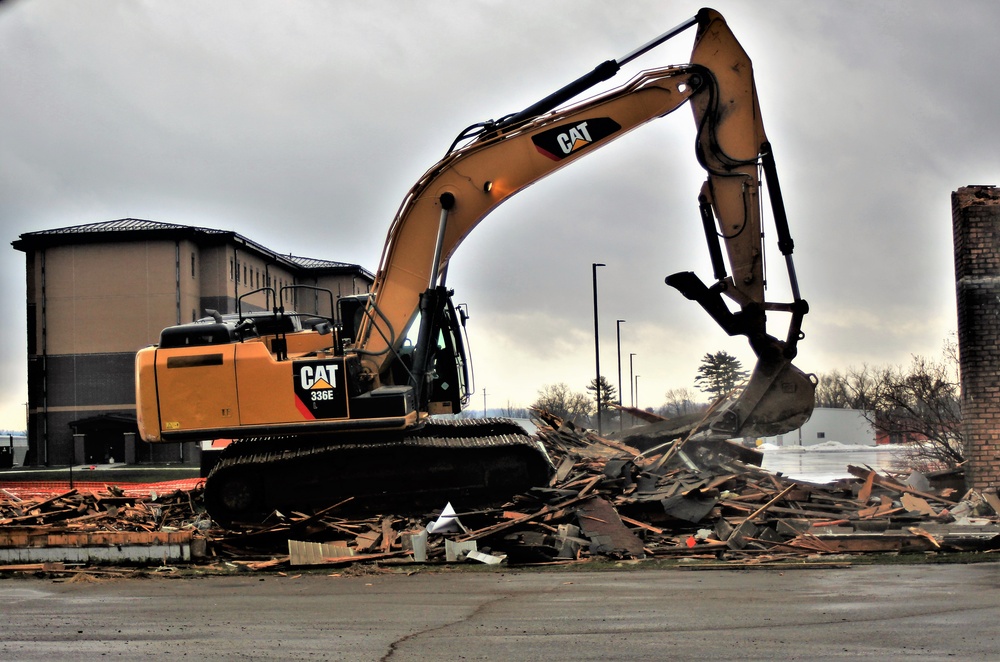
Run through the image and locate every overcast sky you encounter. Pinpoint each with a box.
[2,0,997,430]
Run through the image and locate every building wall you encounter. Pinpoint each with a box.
[759,407,876,447]
[26,240,187,465]
[40,242,179,354]
[19,227,372,466]
[197,244,233,319]
[953,185,1000,490]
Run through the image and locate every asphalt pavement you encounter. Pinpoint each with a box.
[1,562,997,660]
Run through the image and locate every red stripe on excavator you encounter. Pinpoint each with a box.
[294,396,316,420]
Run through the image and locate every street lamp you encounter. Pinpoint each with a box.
[592,263,605,435]
[616,319,625,431]
[634,374,641,411]
[629,353,637,407]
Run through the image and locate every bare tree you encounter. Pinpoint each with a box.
[870,355,963,469]
[814,370,852,408]
[816,346,963,470]
[500,402,529,419]
[531,383,593,424]
[660,387,704,418]
[814,366,879,411]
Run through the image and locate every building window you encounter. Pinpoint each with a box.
[230,258,234,280]
[816,432,825,439]
[191,253,196,279]
[244,265,247,284]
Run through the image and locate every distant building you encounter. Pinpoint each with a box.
[12,219,374,467]
[758,407,876,447]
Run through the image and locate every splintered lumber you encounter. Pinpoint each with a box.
[858,470,876,503]
[741,483,798,523]
[28,489,79,512]
[456,495,593,542]
[847,466,957,506]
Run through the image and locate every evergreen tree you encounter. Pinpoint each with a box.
[586,376,618,419]
[694,351,748,399]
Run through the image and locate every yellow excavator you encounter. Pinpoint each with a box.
[135,8,814,523]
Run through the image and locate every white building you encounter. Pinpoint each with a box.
[759,407,876,447]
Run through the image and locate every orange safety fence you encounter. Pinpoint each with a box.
[0,478,203,500]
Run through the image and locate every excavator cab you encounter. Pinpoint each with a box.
[418,294,472,415]
[384,289,472,415]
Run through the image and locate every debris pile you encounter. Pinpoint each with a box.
[2,413,999,572]
[0,485,209,571]
[212,413,1000,568]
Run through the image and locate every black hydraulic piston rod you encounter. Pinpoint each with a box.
[410,193,456,408]
[759,141,802,302]
[699,193,729,282]
[495,13,700,132]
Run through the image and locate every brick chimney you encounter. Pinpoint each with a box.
[952,185,1000,490]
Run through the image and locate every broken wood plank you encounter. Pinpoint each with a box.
[847,466,957,505]
[618,515,664,535]
[455,495,593,542]
[857,469,876,503]
[901,493,936,516]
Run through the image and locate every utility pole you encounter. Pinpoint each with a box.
[629,353,637,407]
[616,319,625,432]
[592,263,605,435]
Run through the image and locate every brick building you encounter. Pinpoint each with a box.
[952,185,1000,490]
[12,219,373,467]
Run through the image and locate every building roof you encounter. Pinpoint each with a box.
[21,218,224,236]
[287,255,364,271]
[12,218,374,281]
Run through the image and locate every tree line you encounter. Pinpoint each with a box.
[528,351,744,426]
[523,342,966,469]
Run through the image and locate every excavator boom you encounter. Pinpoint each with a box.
[357,7,813,438]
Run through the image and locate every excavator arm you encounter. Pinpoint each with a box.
[357,8,813,438]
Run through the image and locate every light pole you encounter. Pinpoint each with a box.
[616,319,625,431]
[629,353,637,407]
[634,374,641,411]
[592,263,605,435]
[483,388,487,419]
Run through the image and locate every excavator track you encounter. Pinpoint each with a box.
[204,418,552,525]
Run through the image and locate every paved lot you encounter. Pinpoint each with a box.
[1,562,998,660]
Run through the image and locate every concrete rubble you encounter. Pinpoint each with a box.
[1,412,999,575]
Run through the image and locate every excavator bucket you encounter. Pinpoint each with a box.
[703,358,816,441]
